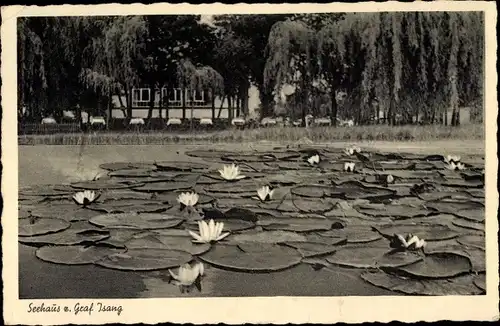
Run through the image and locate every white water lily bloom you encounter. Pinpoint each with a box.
[177,192,199,207]
[344,162,356,172]
[444,154,461,164]
[307,154,320,165]
[257,186,274,201]
[168,262,205,286]
[218,164,245,181]
[344,145,361,156]
[386,174,394,184]
[446,161,466,171]
[72,190,99,206]
[188,219,230,243]
[395,233,426,250]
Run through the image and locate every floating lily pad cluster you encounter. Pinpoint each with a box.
[18,146,486,295]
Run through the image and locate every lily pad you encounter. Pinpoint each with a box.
[326,245,423,269]
[318,225,382,243]
[361,270,483,295]
[71,179,143,190]
[373,223,459,241]
[457,234,485,250]
[96,229,142,248]
[132,181,195,193]
[331,181,396,200]
[108,169,155,178]
[390,253,472,278]
[452,218,484,231]
[19,184,74,197]
[155,161,209,172]
[423,241,485,273]
[36,244,125,265]
[19,217,71,237]
[220,207,260,223]
[455,208,484,223]
[474,274,486,292]
[18,226,110,246]
[89,213,183,230]
[125,234,211,255]
[290,198,335,213]
[354,203,433,219]
[186,219,255,232]
[425,199,484,214]
[282,241,338,258]
[291,185,331,198]
[99,162,155,171]
[89,200,170,214]
[417,191,475,201]
[258,217,335,233]
[199,243,302,273]
[95,248,192,271]
[228,230,307,244]
[203,179,259,193]
[221,154,276,163]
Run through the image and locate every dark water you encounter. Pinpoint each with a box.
[19,244,397,298]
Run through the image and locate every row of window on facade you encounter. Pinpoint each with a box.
[131,88,210,107]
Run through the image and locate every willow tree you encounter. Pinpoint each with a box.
[315,11,484,126]
[264,19,315,126]
[176,59,224,127]
[80,16,148,123]
[196,66,224,120]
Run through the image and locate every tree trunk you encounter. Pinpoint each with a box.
[190,92,194,131]
[116,88,127,118]
[330,88,338,126]
[211,88,216,120]
[456,107,461,126]
[106,90,111,130]
[228,96,233,122]
[182,88,186,120]
[124,88,132,125]
[217,94,226,119]
[241,84,249,116]
[146,87,156,128]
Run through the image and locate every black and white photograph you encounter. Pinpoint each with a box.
[2,2,498,324]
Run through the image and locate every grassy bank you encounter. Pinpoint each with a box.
[18,124,484,145]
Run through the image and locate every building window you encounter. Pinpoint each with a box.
[185,89,205,105]
[132,88,151,107]
[161,88,182,107]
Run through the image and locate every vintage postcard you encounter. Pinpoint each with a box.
[2,1,499,324]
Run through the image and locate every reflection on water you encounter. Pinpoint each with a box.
[138,264,397,298]
[21,243,396,298]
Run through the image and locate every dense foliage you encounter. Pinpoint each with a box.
[18,12,484,126]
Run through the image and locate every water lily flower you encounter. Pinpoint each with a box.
[177,192,199,208]
[218,164,245,181]
[392,233,426,251]
[344,145,361,156]
[444,155,461,164]
[72,190,100,207]
[257,186,274,201]
[168,262,205,293]
[386,174,394,184]
[344,162,356,172]
[307,154,320,165]
[188,219,230,243]
[446,161,466,171]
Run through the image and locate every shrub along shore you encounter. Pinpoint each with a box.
[17,124,484,146]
